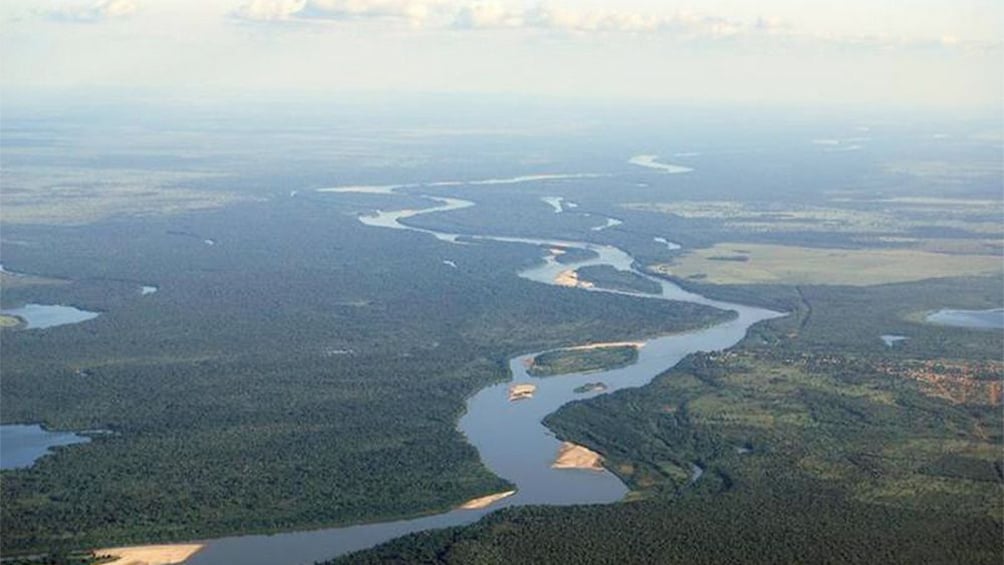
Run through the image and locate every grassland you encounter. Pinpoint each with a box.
[0,270,68,289]
[528,345,639,377]
[651,243,1003,286]
[0,167,242,225]
[622,197,1004,238]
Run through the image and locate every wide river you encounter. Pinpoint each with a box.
[185,190,781,565]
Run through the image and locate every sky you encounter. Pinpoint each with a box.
[1,0,1002,111]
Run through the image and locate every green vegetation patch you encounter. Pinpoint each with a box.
[0,315,23,328]
[0,167,240,225]
[652,243,1003,286]
[529,345,639,377]
[553,247,600,265]
[575,265,661,294]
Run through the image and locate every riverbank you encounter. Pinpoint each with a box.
[458,490,517,510]
[96,544,203,565]
[551,442,604,471]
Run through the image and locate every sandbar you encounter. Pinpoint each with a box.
[508,383,537,401]
[551,441,604,470]
[458,489,517,509]
[93,544,204,565]
[554,269,594,289]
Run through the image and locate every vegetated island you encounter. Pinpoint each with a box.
[573,382,607,394]
[551,441,604,471]
[574,265,662,295]
[528,343,641,377]
[552,246,599,265]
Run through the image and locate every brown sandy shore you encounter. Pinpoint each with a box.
[508,383,537,401]
[93,544,203,565]
[457,490,517,510]
[554,269,594,289]
[551,441,604,471]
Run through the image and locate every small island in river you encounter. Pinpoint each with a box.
[574,265,662,295]
[573,382,608,394]
[529,343,641,377]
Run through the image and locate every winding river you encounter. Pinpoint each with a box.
[185,189,781,565]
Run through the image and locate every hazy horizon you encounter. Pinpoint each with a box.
[2,0,1002,113]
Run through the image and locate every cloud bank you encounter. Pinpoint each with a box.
[228,0,997,52]
[46,0,137,22]
[232,0,756,39]
[233,0,441,26]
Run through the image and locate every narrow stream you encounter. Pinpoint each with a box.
[185,190,781,565]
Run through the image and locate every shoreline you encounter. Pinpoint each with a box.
[458,490,517,510]
[95,544,204,565]
[551,442,605,471]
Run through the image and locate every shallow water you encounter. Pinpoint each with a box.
[880,335,908,347]
[0,424,91,470]
[926,308,1004,330]
[1,304,100,329]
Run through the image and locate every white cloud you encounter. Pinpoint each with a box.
[46,0,137,22]
[234,0,443,26]
[452,2,521,30]
[234,0,755,39]
[232,0,306,22]
[227,0,1002,53]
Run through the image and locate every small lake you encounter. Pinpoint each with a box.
[1,304,100,329]
[926,308,1004,330]
[0,424,91,470]
[880,335,908,347]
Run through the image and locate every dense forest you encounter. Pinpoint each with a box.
[2,112,1001,562]
[0,194,730,555]
[333,276,1003,564]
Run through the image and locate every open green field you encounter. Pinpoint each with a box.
[0,167,241,225]
[623,195,1004,238]
[653,243,1003,286]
